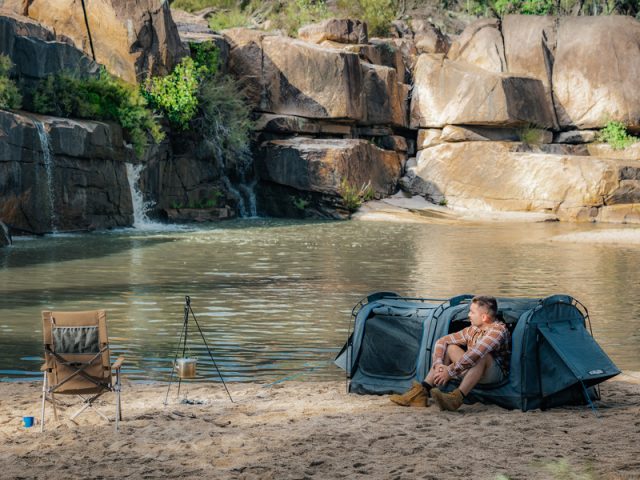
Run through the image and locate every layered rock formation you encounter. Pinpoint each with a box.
[402,14,640,223]
[1,0,186,82]
[223,22,412,217]
[4,5,640,229]
[0,110,133,232]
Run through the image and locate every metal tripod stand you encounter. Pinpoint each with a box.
[164,296,234,405]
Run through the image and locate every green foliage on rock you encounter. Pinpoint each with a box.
[208,7,252,31]
[0,55,22,109]
[493,0,555,15]
[339,179,375,213]
[269,0,331,36]
[599,120,638,150]
[32,69,163,157]
[337,0,398,36]
[142,57,201,130]
[195,75,253,164]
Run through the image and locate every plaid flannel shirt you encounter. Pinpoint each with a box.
[432,322,511,378]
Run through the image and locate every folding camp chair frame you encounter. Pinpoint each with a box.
[40,310,124,432]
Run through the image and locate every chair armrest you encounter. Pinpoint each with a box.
[40,363,49,371]
[111,356,125,371]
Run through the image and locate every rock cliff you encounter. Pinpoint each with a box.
[3,6,640,231]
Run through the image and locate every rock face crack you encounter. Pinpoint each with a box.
[497,19,508,72]
[547,17,560,128]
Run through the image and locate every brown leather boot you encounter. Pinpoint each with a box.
[389,381,429,407]
[431,388,464,411]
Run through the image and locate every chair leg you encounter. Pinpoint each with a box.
[115,370,122,432]
[40,372,47,433]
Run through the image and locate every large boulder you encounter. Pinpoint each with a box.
[447,19,506,73]
[0,13,100,82]
[261,36,364,120]
[0,110,133,232]
[2,0,186,82]
[223,28,273,108]
[361,62,408,127]
[552,16,640,129]
[410,54,554,129]
[502,15,559,129]
[409,18,450,55]
[298,18,368,45]
[409,141,640,221]
[256,137,402,197]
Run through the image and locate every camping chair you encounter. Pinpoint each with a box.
[40,310,124,432]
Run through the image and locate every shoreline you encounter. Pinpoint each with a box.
[1,376,639,479]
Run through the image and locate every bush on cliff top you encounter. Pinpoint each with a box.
[0,55,22,110]
[32,69,164,157]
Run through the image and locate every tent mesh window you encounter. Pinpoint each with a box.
[359,315,423,377]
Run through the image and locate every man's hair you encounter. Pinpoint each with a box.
[472,295,498,320]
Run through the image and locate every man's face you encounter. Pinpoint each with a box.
[469,302,488,328]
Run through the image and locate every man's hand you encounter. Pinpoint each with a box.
[433,364,452,386]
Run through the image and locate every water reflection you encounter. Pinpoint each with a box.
[0,219,639,382]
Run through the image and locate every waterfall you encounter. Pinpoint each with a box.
[125,163,157,229]
[33,120,58,232]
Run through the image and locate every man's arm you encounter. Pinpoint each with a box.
[447,324,507,378]
[432,328,469,366]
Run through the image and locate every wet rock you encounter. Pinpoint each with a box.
[0,221,11,247]
[298,18,368,45]
[0,110,133,233]
[410,54,554,129]
[3,0,187,82]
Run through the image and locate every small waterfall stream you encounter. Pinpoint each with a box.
[33,120,58,232]
[125,163,156,229]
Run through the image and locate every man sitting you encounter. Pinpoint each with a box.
[390,295,511,411]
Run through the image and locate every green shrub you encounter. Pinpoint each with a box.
[291,196,310,211]
[142,57,200,130]
[32,69,163,157]
[171,0,236,12]
[267,0,331,37]
[599,120,638,150]
[337,0,398,37]
[519,126,547,145]
[0,55,22,109]
[339,179,374,213]
[190,41,221,76]
[494,0,555,15]
[194,74,253,167]
[208,7,252,31]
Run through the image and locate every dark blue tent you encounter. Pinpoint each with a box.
[335,293,620,411]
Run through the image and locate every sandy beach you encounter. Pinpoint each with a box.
[1,375,639,480]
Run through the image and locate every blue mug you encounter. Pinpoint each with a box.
[23,416,34,428]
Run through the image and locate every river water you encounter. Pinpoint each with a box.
[1,219,639,383]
